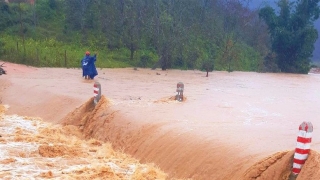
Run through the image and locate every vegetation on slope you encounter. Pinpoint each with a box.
[0,0,319,73]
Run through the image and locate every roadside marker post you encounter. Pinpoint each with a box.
[94,82,101,105]
[292,121,313,176]
[176,82,184,102]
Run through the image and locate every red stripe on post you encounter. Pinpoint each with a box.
[295,148,310,155]
[297,137,312,143]
[93,82,101,105]
[293,158,306,165]
[292,168,301,174]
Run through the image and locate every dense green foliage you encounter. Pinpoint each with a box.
[259,0,320,74]
[1,0,313,73]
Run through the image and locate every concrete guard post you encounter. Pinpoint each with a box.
[93,81,101,105]
[176,82,184,102]
[292,121,313,176]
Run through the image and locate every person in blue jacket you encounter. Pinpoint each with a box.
[81,51,98,79]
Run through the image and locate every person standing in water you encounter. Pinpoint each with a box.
[81,51,98,79]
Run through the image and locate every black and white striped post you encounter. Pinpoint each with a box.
[93,82,101,105]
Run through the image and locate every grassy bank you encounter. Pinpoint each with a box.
[1,35,158,68]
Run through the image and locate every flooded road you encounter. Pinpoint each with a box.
[2,62,320,179]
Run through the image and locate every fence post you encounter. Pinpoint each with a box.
[175,82,184,102]
[291,121,313,176]
[36,49,39,66]
[93,82,101,105]
[64,50,67,67]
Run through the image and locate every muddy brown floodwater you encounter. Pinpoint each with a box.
[1,61,320,179]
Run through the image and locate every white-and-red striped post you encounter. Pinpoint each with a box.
[292,121,313,176]
[176,82,184,102]
[93,82,101,105]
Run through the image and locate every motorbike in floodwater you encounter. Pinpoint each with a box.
[0,63,6,75]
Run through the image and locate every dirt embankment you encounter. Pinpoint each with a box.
[242,150,320,180]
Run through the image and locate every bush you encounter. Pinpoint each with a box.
[201,59,214,76]
[260,52,280,73]
[138,55,150,68]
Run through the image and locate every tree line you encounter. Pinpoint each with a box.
[0,0,319,74]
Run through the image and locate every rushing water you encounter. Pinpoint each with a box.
[3,63,320,179]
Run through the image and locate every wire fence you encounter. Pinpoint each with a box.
[2,41,82,68]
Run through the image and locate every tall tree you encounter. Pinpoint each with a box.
[65,0,92,31]
[0,0,14,31]
[120,0,142,61]
[259,0,320,73]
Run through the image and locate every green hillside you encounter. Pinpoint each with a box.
[0,0,319,73]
